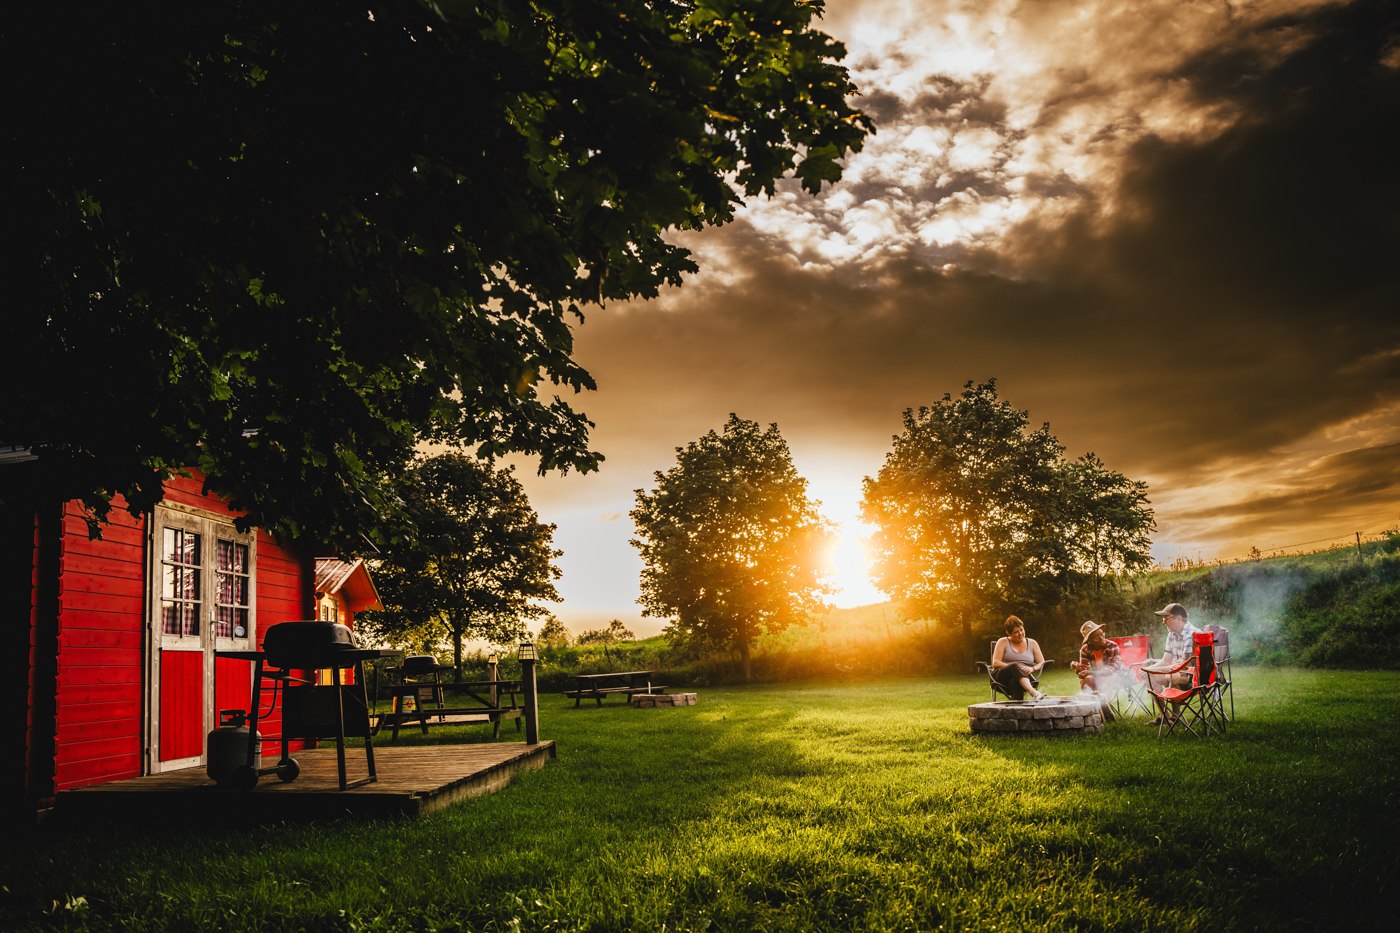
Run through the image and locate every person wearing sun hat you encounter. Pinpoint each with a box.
[1142,603,1199,724]
[1070,620,1126,722]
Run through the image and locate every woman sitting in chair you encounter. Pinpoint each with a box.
[992,616,1048,701]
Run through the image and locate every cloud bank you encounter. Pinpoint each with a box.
[521,0,1400,624]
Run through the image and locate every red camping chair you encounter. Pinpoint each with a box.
[1146,632,1227,739]
[1203,624,1235,723]
[1105,634,1153,718]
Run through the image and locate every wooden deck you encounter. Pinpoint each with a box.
[56,741,556,822]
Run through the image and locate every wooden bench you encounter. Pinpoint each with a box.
[563,671,668,708]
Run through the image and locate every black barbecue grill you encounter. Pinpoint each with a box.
[264,619,360,668]
[216,621,400,791]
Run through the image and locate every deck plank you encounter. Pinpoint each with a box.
[56,741,556,821]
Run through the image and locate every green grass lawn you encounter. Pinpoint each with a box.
[4,669,1397,932]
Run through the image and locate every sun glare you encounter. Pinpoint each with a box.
[826,525,885,608]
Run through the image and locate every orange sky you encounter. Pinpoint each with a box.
[509,0,1400,637]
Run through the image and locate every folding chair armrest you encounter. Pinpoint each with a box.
[1143,657,1192,676]
[974,662,993,674]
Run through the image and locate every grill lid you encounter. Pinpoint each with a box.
[263,620,359,669]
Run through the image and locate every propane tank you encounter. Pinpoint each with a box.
[207,709,262,785]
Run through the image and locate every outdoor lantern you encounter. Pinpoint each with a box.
[518,641,537,662]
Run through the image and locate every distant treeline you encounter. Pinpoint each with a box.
[370,531,1398,692]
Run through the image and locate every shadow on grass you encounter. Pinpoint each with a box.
[0,692,828,933]
[970,668,1400,930]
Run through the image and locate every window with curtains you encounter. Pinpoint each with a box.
[160,527,202,636]
[151,506,257,647]
[215,539,251,638]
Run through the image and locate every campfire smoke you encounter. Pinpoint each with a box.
[1186,563,1307,644]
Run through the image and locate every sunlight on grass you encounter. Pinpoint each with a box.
[3,669,1396,931]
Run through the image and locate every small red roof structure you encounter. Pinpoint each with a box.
[314,557,382,614]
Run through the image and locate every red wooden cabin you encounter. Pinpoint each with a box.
[0,466,376,821]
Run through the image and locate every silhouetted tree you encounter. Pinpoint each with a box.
[1060,453,1155,593]
[577,620,636,645]
[632,415,833,680]
[535,616,573,648]
[862,380,1154,665]
[363,454,561,676]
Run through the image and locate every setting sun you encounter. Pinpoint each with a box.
[824,523,885,609]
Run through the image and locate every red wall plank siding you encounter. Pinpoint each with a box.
[58,716,142,745]
[54,609,145,632]
[59,697,142,724]
[55,628,141,650]
[159,650,204,761]
[60,647,143,668]
[60,516,145,547]
[61,550,143,576]
[252,529,312,750]
[55,498,145,790]
[59,592,144,615]
[58,737,145,769]
[55,681,143,706]
[57,573,145,599]
[55,753,144,789]
[162,472,241,518]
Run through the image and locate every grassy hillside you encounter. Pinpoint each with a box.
[1123,531,1400,668]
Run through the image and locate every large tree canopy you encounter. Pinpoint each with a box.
[631,415,832,680]
[359,453,561,675]
[5,0,871,545]
[860,380,1155,660]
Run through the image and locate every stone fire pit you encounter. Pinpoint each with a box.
[968,696,1104,736]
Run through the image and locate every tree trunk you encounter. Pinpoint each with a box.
[1094,532,1101,595]
[453,628,463,681]
[740,638,752,682]
[961,610,974,673]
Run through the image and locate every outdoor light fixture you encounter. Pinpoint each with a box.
[518,642,537,662]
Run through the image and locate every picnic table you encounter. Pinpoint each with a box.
[564,671,667,708]
[373,675,524,741]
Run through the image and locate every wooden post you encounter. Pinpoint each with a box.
[1357,532,1363,560]
[521,657,539,746]
[488,657,500,739]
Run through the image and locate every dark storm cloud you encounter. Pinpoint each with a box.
[564,0,1400,558]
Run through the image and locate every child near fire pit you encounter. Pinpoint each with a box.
[1071,621,1126,723]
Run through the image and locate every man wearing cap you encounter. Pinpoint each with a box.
[1143,603,1199,724]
